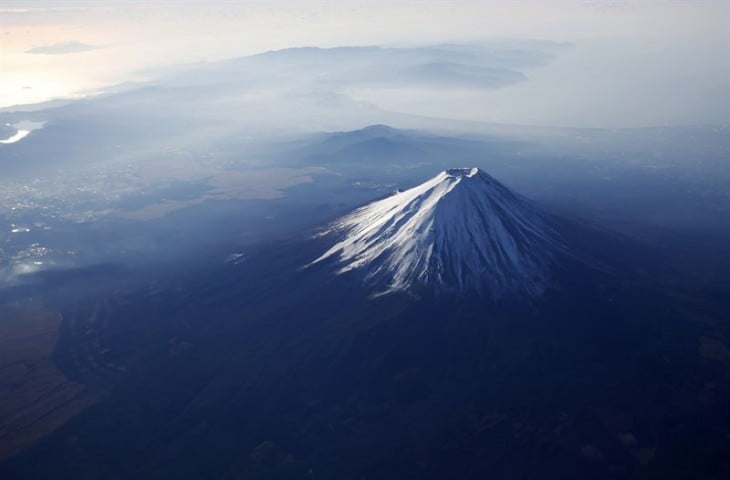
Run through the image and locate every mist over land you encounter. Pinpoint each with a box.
[1,2,729,479]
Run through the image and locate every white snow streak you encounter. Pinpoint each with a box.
[310,168,565,297]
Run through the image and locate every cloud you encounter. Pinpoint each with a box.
[26,41,100,55]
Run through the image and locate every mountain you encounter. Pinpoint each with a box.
[275,125,498,178]
[311,167,567,297]
[2,194,728,480]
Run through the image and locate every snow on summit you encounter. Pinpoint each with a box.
[311,167,566,297]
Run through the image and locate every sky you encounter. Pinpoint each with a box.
[0,0,728,127]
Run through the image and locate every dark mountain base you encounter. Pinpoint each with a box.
[1,238,729,480]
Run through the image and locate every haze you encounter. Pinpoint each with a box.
[1,2,729,478]
[2,0,728,127]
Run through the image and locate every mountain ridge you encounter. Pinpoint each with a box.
[311,167,567,298]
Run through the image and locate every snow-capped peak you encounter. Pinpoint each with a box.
[310,167,566,297]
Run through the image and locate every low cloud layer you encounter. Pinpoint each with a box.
[26,41,100,55]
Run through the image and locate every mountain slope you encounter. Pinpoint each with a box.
[311,167,566,297]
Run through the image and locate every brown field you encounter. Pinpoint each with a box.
[0,303,97,461]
